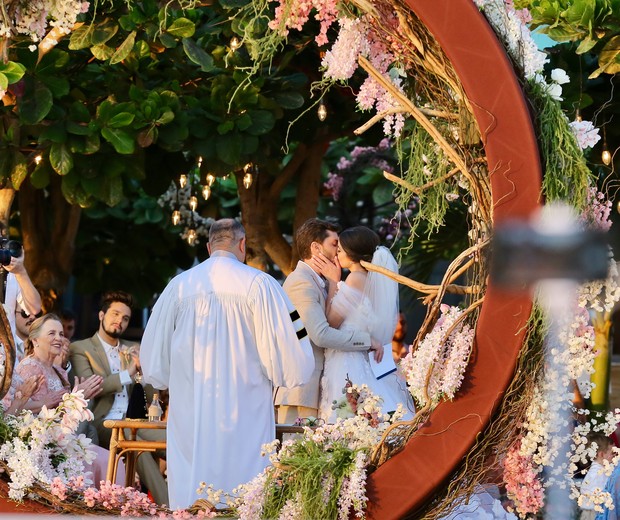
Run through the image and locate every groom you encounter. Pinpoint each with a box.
[275,218,375,423]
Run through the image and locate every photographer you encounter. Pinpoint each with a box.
[1,240,42,364]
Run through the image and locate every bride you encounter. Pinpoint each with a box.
[312,226,413,423]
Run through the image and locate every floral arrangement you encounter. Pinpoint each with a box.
[231,383,406,520]
[0,390,96,501]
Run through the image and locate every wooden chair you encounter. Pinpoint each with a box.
[103,418,167,487]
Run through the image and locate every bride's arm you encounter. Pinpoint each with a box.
[327,272,366,329]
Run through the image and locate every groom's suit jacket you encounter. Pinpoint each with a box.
[69,334,142,431]
[276,261,372,410]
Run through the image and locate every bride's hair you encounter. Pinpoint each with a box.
[339,226,380,263]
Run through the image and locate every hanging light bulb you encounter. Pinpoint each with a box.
[602,145,612,166]
[189,195,198,211]
[34,155,42,165]
[197,156,203,168]
[230,37,241,51]
[243,172,253,189]
[575,109,582,122]
[187,227,197,245]
[317,100,327,122]
[202,185,211,200]
[179,174,188,188]
[206,173,216,186]
[616,199,620,214]
[172,210,181,226]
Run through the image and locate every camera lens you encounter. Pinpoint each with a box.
[7,240,22,259]
[0,250,11,266]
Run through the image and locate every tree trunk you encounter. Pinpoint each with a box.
[19,176,81,310]
[238,139,329,276]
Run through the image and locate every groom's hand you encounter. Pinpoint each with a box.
[370,339,384,363]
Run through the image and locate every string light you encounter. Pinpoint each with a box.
[202,185,211,200]
[602,127,612,166]
[243,172,253,189]
[189,195,198,212]
[317,100,327,122]
[230,37,241,51]
[172,210,181,226]
[34,155,42,165]
[187,227,197,245]
[197,156,203,168]
[205,173,216,186]
[179,174,188,188]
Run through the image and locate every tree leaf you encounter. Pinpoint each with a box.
[10,152,28,190]
[109,31,136,65]
[216,133,242,164]
[91,18,119,46]
[182,38,216,72]
[69,25,93,50]
[103,175,124,206]
[167,18,195,38]
[156,110,175,125]
[30,160,51,189]
[272,91,305,109]
[91,44,115,61]
[576,36,599,54]
[217,120,234,134]
[589,35,620,78]
[107,112,135,128]
[20,80,53,125]
[0,74,7,91]
[101,127,135,154]
[246,110,275,136]
[0,62,25,84]
[50,142,74,175]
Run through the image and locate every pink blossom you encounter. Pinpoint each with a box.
[580,186,612,232]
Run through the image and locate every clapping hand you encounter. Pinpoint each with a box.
[308,252,341,284]
[14,374,43,403]
[73,375,104,400]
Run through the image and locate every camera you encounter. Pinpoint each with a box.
[0,239,22,266]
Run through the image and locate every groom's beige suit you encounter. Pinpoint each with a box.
[275,261,371,422]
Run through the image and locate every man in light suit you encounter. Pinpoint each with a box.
[275,218,375,424]
[70,291,168,505]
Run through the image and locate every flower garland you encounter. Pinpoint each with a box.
[400,304,474,408]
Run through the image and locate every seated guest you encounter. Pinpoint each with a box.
[70,291,168,505]
[13,313,124,487]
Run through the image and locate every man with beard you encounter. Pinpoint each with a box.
[70,291,168,504]
[274,218,377,424]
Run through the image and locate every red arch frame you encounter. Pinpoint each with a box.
[366,1,542,517]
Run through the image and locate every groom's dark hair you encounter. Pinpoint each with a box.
[295,218,340,260]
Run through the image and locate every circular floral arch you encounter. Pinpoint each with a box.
[364,1,541,517]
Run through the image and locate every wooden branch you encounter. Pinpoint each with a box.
[357,55,491,223]
[269,143,308,199]
[354,108,407,136]
[383,166,461,196]
[360,260,480,296]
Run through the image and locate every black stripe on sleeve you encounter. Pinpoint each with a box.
[296,327,308,340]
[290,309,300,322]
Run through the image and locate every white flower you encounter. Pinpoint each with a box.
[551,68,570,85]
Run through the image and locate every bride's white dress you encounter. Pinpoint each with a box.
[318,280,413,423]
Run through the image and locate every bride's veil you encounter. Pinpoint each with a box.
[363,246,399,345]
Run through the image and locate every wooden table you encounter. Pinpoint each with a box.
[103,418,167,487]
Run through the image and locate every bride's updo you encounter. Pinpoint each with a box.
[339,226,380,263]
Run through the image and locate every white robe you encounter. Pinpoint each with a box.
[141,251,314,509]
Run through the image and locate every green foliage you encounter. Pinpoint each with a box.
[262,441,359,519]
[517,0,620,77]
[526,79,593,207]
